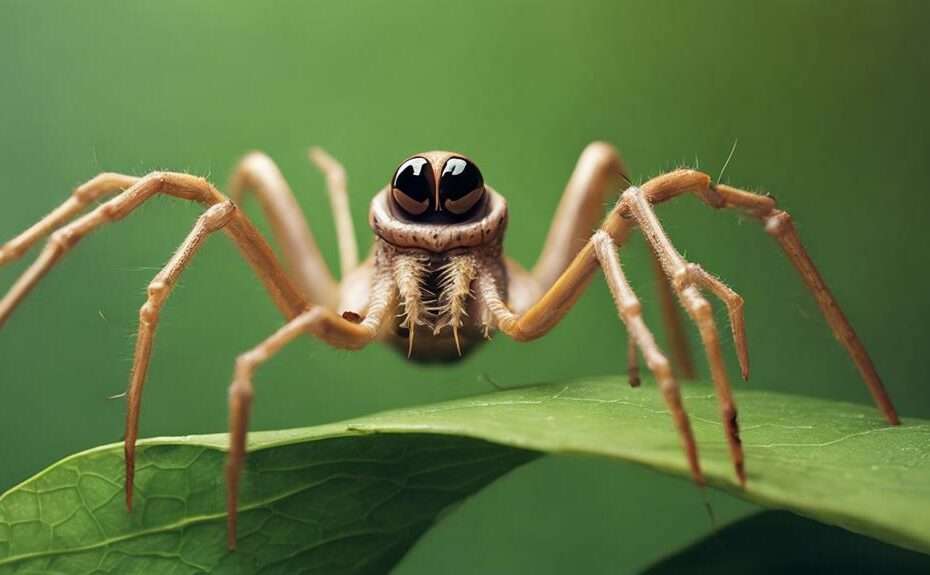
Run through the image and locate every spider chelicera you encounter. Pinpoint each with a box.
[0,143,899,548]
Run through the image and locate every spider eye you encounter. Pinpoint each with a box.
[391,157,434,216]
[440,157,485,215]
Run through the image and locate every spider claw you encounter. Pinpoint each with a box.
[730,317,750,382]
[453,325,462,356]
[727,297,750,382]
[739,353,750,382]
[407,327,416,358]
[724,405,746,486]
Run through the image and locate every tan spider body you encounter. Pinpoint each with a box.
[0,143,898,549]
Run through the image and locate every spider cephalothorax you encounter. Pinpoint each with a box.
[0,142,899,550]
[369,152,509,361]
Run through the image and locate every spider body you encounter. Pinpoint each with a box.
[362,151,513,362]
[0,142,899,550]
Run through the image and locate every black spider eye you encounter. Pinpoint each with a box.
[391,157,434,216]
[440,157,485,215]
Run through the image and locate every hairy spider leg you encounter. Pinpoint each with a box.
[479,190,708,484]
[624,185,746,483]
[592,230,702,482]
[0,173,136,268]
[527,142,696,378]
[639,170,898,426]
[226,260,395,548]
[0,171,308,507]
[229,147,359,308]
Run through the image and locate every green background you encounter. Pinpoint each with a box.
[1,1,928,572]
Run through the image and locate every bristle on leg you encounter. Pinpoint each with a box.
[436,254,476,356]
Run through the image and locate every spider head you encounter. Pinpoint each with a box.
[389,152,486,223]
[370,151,507,252]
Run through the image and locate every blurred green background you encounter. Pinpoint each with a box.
[1,1,928,573]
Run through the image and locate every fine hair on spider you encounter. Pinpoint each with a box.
[0,142,899,550]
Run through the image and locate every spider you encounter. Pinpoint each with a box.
[0,143,899,549]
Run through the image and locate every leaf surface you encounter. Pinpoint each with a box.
[1,377,928,573]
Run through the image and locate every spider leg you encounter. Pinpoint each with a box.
[308,147,359,276]
[527,141,694,377]
[624,185,746,484]
[650,248,697,379]
[591,230,701,482]
[0,172,136,265]
[626,336,641,388]
[531,142,628,292]
[639,170,898,425]
[0,172,306,329]
[122,201,238,510]
[483,176,746,484]
[230,151,344,307]
[477,224,703,484]
[0,171,310,510]
[226,262,395,549]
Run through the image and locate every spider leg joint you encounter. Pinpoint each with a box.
[764,210,793,237]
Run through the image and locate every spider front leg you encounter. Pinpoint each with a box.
[624,185,748,483]
[478,230,704,484]
[531,141,628,292]
[0,170,309,507]
[0,172,307,327]
[124,200,236,508]
[0,172,136,267]
[225,262,396,549]
[591,230,701,479]
[637,169,898,425]
[526,141,695,379]
[482,173,746,483]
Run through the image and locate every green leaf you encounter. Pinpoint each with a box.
[1,376,928,573]
[644,511,930,574]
